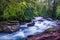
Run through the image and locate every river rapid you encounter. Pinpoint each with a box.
[0,17,58,40]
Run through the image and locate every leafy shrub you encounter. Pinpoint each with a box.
[56,6,60,19]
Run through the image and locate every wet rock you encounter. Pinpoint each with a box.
[0,25,20,33]
[26,32,60,40]
[19,20,31,25]
[8,21,19,25]
[38,20,44,22]
[0,21,20,33]
[46,18,53,21]
[26,25,60,40]
[56,20,60,25]
[27,22,35,27]
[56,37,60,40]
[26,35,37,40]
[19,21,26,25]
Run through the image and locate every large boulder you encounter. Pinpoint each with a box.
[0,21,20,33]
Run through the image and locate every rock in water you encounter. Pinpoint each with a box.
[26,25,60,40]
[27,22,35,27]
[0,21,20,33]
[0,17,59,40]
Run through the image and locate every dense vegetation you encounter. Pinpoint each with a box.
[0,0,60,21]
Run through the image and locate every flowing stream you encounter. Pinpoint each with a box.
[0,17,58,40]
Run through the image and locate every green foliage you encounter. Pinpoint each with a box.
[0,0,59,21]
[2,0,48,21]
[56,6,60,19]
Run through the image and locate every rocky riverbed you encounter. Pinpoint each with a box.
[0,17,60,40]
[26,25,60,40]
[0,21,20,33]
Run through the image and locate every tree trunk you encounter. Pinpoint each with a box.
[51,0,58,19]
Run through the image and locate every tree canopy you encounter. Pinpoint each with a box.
[0,0,60,21]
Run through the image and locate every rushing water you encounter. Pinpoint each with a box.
[0,17,57,40]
